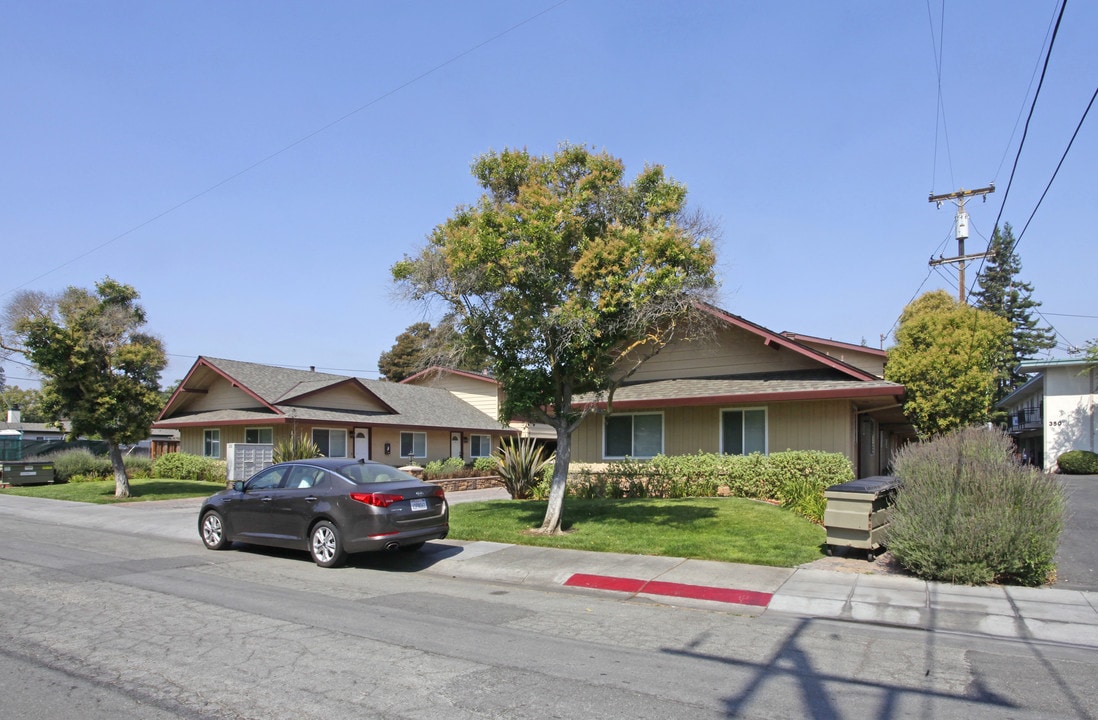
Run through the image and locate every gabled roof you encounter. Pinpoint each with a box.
[155,357,510,433]
[402,366,499,387]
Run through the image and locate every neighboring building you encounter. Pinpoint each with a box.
[400,367,557,449]
[779,333,888,378]
[154,357,514,466]
[1000,357,1097,472]
[568,304,913,478]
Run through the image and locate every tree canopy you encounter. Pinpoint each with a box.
[392,144,718,533]
[971,222,1056,399]
[885,290,1012,438]
[378,320,486,381]
[0,386,47,423]
[3,278,166,497]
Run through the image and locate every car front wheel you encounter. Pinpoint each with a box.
[310,521,347,568]
[200,510,231,550]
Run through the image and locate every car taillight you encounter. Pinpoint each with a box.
[350,492,404,507]
[432,487,446,499]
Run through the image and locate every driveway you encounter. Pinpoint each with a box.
[1055,474,1098,590]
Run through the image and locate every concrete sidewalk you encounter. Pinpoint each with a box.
[2,491,1096,649]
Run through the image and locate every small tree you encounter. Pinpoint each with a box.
[885,290,1011,437]
[393,144,718,533]
[495,437,554,500]
[2,278,166,497]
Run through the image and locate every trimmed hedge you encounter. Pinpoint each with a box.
[565,450,854,522]
[151,452,226,482]
[1057,450,1098,475]
[29,447,154,482]
[887,426,1064,586]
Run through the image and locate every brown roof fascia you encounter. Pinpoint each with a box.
[281,377,398,414]
[781,332,888,358]
[581,385,905,411]
[158,356,283,421]
[693,303,879,381]
[401,366,499,386]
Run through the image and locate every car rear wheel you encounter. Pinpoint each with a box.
[310,521,347,568]
[200,511,231,550]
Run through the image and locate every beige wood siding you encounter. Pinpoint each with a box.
[406,374,499,419]
[368,428,469,468]
[287,385,387,412]
[626,325,820,383]
[794,339,886,378]
[571,400,856,466]
[182,382,265,412]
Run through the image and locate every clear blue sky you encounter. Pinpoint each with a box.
[2,1,1094,389]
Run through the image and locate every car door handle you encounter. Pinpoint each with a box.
[305,496,318,502]
[262,496,272,502]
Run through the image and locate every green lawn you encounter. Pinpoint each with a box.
[0,478,221,504]
[2,481,827,566]
[449,497,826,567]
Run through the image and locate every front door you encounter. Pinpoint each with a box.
[451,432,462,459]
[354,429,369,460]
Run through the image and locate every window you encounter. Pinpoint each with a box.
[311,429,347,458]
[604,413,663,459]
[400,431,426,459]
[247,465,290,490]
[721,409,767,455]
[470,434,493,458]
[245,427,273,444]
[203,429,220,458]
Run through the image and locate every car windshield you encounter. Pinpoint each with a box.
[336,462,419,485]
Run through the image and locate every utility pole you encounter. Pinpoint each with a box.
[928,184,995,304]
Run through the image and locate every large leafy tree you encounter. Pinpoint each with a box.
[378,321,434,381]
[393,144,718,533]
[885,290,1012,437]
[2,278,166,497]
[971,223,1056,399]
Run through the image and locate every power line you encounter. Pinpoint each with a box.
[0,0,572,299]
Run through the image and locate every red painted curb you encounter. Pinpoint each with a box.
[564,573,772,607]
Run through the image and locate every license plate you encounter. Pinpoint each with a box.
[410,498,428,512]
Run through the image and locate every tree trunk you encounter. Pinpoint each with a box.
[538,428,571,534]
[109,442,131,498]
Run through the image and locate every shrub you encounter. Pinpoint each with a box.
[563,451,851,522]
[472,456,498,474]
[496,437,555,499]
[887,426,1065,586]
[1057,450,1098,475]
[39,448,112,482]
[152,452,226,482]
[272,433,322,463]
[123,455,154,479]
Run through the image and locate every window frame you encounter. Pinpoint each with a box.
[603,412,664,460]
[311,428,348,458]
[469,434,493,458]
[720,407,768,456]
[245,427,273,444]
[399,431,427,459]
[203,429,221,458]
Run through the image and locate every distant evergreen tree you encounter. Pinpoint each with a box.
[378,322,433,381]
[972,223,1056,400]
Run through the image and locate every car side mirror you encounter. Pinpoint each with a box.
[233,481,245,492]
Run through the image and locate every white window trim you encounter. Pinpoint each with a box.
[203,428,221,458]
[400,431,427,459]
[311,428,348,458]
[719,406,769,456]
[470,434,493,458]
[602,412,664,460]
[245,426,273,444]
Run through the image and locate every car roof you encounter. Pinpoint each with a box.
[281,458,378,470]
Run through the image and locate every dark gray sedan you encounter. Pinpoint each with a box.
[198,458,449,567]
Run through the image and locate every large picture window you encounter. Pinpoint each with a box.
[203,429,220,458]
[312,429,347,458]
[470,434,493,458]
[245,427,273,444]
[721,408,767,455]
[604,413,663,459]
[400,431,427,459]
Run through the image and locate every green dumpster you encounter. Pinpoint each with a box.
[1,461,56,486]
[823,476,899,561]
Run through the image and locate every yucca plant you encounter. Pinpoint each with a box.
[495,437,554,500]
[273,433,322,463]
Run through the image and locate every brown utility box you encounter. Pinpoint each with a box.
[823,476,899,561]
